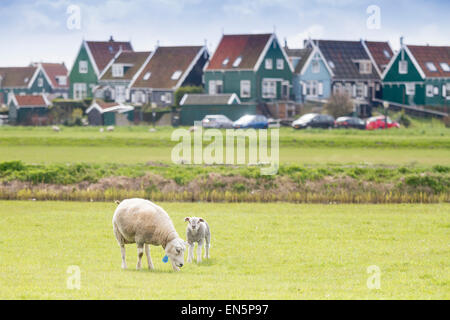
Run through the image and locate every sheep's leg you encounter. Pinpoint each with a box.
[197,239,204,263]
[136,243,144,270]
[144,244,154,270]
[187,243,194,263]
[204,240,210,259]
[120,245,127,269]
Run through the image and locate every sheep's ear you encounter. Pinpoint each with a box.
[199,218,204,222]
[184,217,190,222]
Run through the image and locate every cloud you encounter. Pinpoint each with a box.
[286,24,325,47]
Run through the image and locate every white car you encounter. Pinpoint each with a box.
[201,115,234,128]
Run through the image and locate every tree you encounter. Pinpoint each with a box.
[324,93,354,118]
[174,86,203,106]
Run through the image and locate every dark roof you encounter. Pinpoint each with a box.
[14,95,48,107]
[365,41,393,73]
[132,46,205,89]
[100,51,151,81]
[407,45,450,78]
[0,66,37,88]
[313,40,379,80]
[285,47,313,73]
[181,93,238,105]
[86,39,133,73]
[40,63,69,88]
[206,34,272,70]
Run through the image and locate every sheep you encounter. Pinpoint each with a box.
[184,217,211,263]
[112,198,186,271]
[106,125,115,132]
[99,128,104,133]
[52,125,60,132]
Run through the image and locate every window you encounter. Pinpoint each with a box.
[171,70,182,80]
[333,83,342,94]
[399,60,408,74]
[383,50,391,59]
[115,86,126,102]
[276,59,284,70]
[79,60,88,74]
[57,76,67,86]
[445,83,450,98]
[262,79,276,98]
[359,61,372,74]
[37,78,43,87]
[132,91,146,104]
[345,83,353,97]
[433,86,439,95]
[73,83,87,100]
[232,56,242,68]
[209,80,223,95]
[426,84,434,97]
[265,59,273,70]
[426,62,437,72]
[328,61,335,69]
[312,60,320,73]
[405,83,415,96]
[112,64,124,77]
[306,81,319,97]
[355,83,365,98]
[165,92,172,103]
[440,63,450,72]
[222,58,229,66]
[240,80,251,98]
[143,72,151,80]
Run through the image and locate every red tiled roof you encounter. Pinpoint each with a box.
[0,66,37,87]
[365,41,393,73]
[100,51,151,81]
[132,46,204,89]
[206,34,272,70]
[86,40,133,73]
[15,95,48,107]
[40,63,69,88]
[407,45,450,78]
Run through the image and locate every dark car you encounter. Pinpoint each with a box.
[335,117,366,130]
[233,115,268,129]
[292,113,335,129]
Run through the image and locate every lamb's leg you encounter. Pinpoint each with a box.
[120,245,127,269]
[144,244,154,270]
[136,243,144,270]
[187,243,194,263]
[205,232,211,259]
[197,239,204,263]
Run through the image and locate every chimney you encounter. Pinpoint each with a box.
[284,38,288,49]
[109,35,114,42]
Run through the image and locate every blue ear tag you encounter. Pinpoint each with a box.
[162,255,169,263]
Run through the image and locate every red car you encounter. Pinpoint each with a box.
[366,116,400,130]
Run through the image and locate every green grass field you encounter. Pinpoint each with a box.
[0,201,448,299]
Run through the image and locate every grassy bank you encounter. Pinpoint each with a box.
[1,201,448,299]
[1,161,448,203]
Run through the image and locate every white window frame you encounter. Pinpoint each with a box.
[240,80,251,98]
[115,85,126,103]
[425,62,437,72]
[132,90,146,104]
[73,83,87,100]
[405,83,415,96]
[433,86,439,95]
[359,61,372,74]
[57,76,67,86]
[440,63,449,72]
[37,78,43,87]
[112,64,124,77]
[312,60,320,73]
[445,83,450,99]
[165,92,172,104]
[276,59,284,70]
[79,60,88,74]
[262,79,276,99]
[171,70,182,80]
[426,85,434,97]
[265,58,273,70]
[209,80,223,95]
[355,82,365,98]
[399,60,408,74]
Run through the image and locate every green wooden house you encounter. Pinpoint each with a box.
[382,42,450,108]
[0,64,53,105]
[69,36,133,100]
[8,94,50,125]
[204,33,293,104]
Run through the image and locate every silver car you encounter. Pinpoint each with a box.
[201,115,234,128]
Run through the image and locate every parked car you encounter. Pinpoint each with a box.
[0,115,8,126]
[366,116,400,130]
[292,113,335,129]
[268,118,281,128]
[335,116,366,130]
[233,114,268,129]
[201,114,233,128]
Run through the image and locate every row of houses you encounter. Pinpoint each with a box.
[1,33,449,125]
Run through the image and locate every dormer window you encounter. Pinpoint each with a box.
[57,76,67,86]
[24,77,29,83]
[383,50,391,59]
[232,56,242,68]
[359,61,372,74]
[328,61,335,69]
[425,62,437,72]
[440,62,449,72]
[222,58,229,66]
[112,64,124,77]
[143,72,151,80]
[37,78,43,87]
[171,70,182,80]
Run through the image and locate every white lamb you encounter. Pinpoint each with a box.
[184,217,211,263]
[112,198,186,271]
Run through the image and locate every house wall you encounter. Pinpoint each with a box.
[69,44,98,99]
[1,70,52,104]
[87,108,103,126]
[424,79,449,107]
[204,70,256,102]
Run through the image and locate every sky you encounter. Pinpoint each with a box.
[0,0,449,70]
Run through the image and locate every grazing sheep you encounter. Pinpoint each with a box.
[107,125,115,132]
[99,128,104,133]
[112,198,186,271]
[52,125,60,132]
[184,217,211,263]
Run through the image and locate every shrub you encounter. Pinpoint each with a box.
[324,93,354,118]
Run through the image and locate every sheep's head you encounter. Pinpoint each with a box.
[184,217,204,232]
[165,238,187,268]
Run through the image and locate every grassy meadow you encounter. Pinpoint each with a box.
[0,201,448,300]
